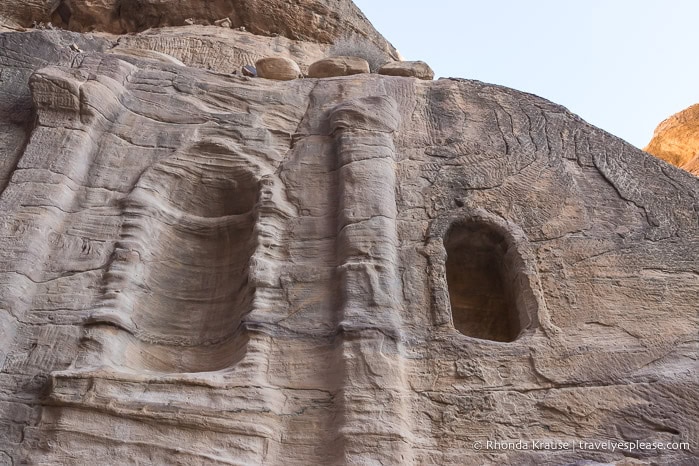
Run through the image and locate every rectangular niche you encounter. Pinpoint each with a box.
[444,221,530,342]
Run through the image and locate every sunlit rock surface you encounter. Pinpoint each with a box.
[0,3,697,465]
[645,103,699,176]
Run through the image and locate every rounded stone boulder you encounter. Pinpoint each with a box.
[378,61,434,80]
[307,56,370,78]
[255,57,301,81]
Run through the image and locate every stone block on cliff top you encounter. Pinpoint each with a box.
[255,57,302,80]
[307,56,370,78]
[379,60,435,80]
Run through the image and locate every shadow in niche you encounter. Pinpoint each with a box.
[93,154,260,373]
[445,221,531,343]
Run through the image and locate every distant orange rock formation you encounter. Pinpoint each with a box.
[645,103,699,176]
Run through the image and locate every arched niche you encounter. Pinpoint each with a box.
[444,220,535,342]
[92,153,263,374]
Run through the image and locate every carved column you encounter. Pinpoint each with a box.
[330,95,413,464]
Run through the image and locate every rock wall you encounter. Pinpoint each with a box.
[0,32,699,464]
[0,0,398,58]
[111,26,330,75]
[0,6,698,466]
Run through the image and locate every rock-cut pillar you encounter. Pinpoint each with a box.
[330,96,413,464]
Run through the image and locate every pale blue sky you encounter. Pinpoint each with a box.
[354,0,699,148]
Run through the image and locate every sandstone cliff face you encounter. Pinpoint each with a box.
[0,0,398,58]
[1,4,698,466]
[645,103,699,176]
[111,26,331,74]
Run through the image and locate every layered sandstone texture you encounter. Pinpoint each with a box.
[1,3,698,466]
[0,0,398,76]
[645,103,699,176]
[0,0,398,57]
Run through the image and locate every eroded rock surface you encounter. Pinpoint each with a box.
[645,103,699,176]
[0,5,698,466]
[0,30,111,193]
[0,0,398,58]
[111,26,331,75]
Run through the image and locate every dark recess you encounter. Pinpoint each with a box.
[445,221,523,342]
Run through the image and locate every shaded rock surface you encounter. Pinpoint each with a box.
[105,47,186,66]
[0,0,398,58]
[111,26,330,75]
[645,103,699,176]
[0,4,698,466]
[0,30,111,192]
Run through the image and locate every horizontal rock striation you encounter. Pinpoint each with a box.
[111,26,331,75]
[0,23,697,466]
[0,0,398,58]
